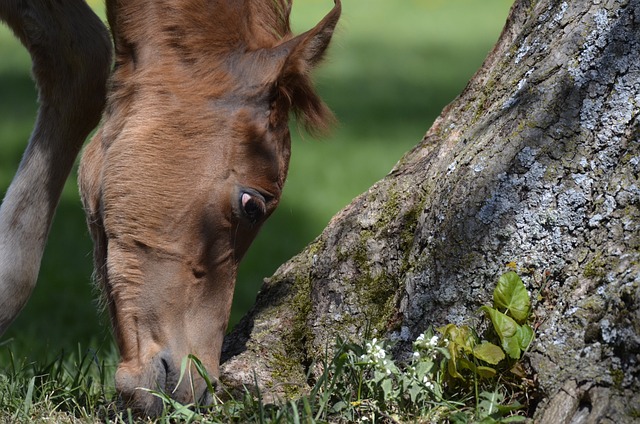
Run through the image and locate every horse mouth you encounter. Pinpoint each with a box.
[114,353,196,416]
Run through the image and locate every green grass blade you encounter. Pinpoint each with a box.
[22,376,35,417]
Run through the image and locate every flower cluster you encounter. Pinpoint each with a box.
[407,332,441,393]
[412,333,440,360]
[360,338,396,375]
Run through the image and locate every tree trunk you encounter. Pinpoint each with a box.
[221,0,640,421]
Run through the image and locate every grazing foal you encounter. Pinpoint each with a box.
[0,0,340,415]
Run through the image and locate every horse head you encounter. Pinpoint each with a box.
[78,0,340,414]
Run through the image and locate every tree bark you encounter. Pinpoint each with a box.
[221,0,640,421]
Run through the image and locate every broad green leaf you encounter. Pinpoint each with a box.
[414,360,434,380]
[517,324,534,351]
[479,390,504,402]
[381,377,393,397]
[477,418,499,424]
[441,326,468,379]
[480,306,521,359]
[331,401,348,413]
[502,332,522,359]
[501,416,527,422]
[476,366,497,378]
[436,323,455,337]
[473,342,505,365]
[408,383,422,402]
[495,400,524,414]
[374,370,387,383]
[437,346,451,360]
[438,324,476,353]
[458,358,498,379]
[480,306,517,338]
[447,353,463,379]
[458,357,476,372]
[494,272,530,323]
[478,390,503,417]
[453,325,476,353]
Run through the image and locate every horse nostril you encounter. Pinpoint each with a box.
[160,356,170,391]
[157,353,183,396]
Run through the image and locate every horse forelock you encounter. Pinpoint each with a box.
[107,0,294,59]
[247,0,293,46]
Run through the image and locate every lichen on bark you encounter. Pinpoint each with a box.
[221,0,640,421]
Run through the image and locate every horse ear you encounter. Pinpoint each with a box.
[268,0,341,134]
[278,0,341,76]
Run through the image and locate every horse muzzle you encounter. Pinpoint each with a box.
[115,351,214,416]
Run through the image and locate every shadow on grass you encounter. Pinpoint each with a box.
[0,71,36,119]
[0,71,37,174]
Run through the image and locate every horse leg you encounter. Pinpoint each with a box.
[0,0,112,334]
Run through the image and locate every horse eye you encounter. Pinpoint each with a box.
[240,191,266,224]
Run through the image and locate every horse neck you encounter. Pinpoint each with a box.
[0,0,111,334]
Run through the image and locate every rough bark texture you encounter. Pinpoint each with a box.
[221,0,640,421]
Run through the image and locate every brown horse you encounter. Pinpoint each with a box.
[0,0,340,415]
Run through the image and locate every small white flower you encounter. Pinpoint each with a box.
[416,333,425,342]
[422,375,435,390]
[413,351,420,359]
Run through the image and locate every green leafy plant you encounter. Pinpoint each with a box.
[479,271,534,360]
[298,272,535,423]
[438,271,534,384]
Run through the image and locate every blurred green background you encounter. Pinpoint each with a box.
[0,0,513,362]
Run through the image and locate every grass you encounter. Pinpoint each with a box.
[0,331,532,423]
[0,0,514,420]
